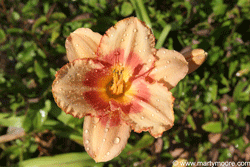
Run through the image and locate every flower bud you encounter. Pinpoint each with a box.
[183,49,207,74]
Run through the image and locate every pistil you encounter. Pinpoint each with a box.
[110,66,124,95]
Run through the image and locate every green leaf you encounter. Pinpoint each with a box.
[204,83,218,103]
[7,28,24,34]
[183,1,192,18]
[37,100,51,128]
[37,48,46,59]
[22,112,34,132]
[237,0,249,7]
[233,80,250,101]
[54,130,83,146]
[34,60,48,79]
[118,143,150,161]
[0,113,10,119]
[50,30,60,44]
[19,152,103,167]
[242,104,250,118]
[212,0,227,16]
[213,4,227,15]
[0,116,24,128]
[22,0,39,13]
[50,12,67,21]
[202,121,222,133]
[50,68,57,77]
[239,62,250,76]
[0,28,6,44]
[228,102,239,124]
[43,2,50,14]
[127,134,154,154]
[23,100,51,131]
[32,16,47,33]
[187,115,196,130]
[219,87,230,94]
[12,11,20,21]
[233,137,245,152]
[50,103,73,125]
[220,74,229,87]
[219,148,231,161]
[56,44,66,54]
[121,2,134,17]
[208,46,223,66]
[17,45,36,64]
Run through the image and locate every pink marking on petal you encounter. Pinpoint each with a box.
[101,48,151,79]
[123,101,141,114]
[101,49,125,66]
[122,81,175,138]
[131,78,151,103]
[125,51,150,76]
[109,100,141,114]
[99,111,121,127]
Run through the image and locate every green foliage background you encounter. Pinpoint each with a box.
[0,0,249,166]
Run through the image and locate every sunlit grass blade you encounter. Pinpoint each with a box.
[19,152,103,167]
[130,0,152,28]
[155,25,171,49]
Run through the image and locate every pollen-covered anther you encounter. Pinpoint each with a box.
[109,66,124,95]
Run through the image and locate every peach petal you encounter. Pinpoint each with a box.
[52,59,106,118]
[182,49,207,74]
[98,17,156,75]
[124,81,174,138]
[149,48,188,90]
[83,115,131,162]
[65,28,102,62]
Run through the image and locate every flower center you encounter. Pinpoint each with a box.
[109,66,124,95]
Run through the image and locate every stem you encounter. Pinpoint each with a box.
[155,25,171,49]
[130,0,142,20]
[130,0,151,28]
[136,0,152,28]
[0,131,25,143]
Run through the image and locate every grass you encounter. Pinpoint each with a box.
[0,0,250,166]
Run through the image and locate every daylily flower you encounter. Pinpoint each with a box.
[52,17,207,162]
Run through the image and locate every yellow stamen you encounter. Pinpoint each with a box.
[110,66,124,95]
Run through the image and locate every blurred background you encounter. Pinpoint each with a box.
[0,0,249,166]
